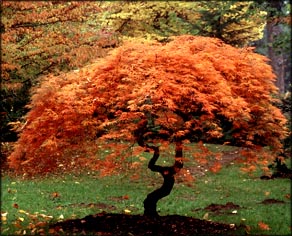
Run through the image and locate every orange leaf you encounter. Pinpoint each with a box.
[258,221,271,230]
[122,195,129,200]
[209,162,222,173]
[51,192,61,199]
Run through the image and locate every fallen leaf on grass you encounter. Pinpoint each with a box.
[124,209,131,214]
[203,213,209,220]
[123,195,129,200]
[130,174,140,180]
[244,225,251,234]
[35,221,47,228]
[12,220,22,228]
[1,212,8,221]
[8,188,17,193]
[28,214,38,221]
[15,230,26,235]
[51,192,61,199]
[27,223,36,230]
[38,213,53,220]
[209,162,222,173]
[229,224,235,228]
[258,221,271,230]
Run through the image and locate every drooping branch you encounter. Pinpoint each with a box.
[143,142,183,216]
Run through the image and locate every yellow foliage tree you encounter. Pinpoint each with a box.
[100,1,266,46]
[198,1,267,46]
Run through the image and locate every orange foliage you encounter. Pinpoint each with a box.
[2,2,117,81]
[8,35,288,175]
[191,141,223,172]
[209,162,222,173]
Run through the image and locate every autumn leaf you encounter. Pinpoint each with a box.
[244,225,251,234]
[130,173,140,180]
[51,191,61,199]
[35,221,48,228]
[124,209,131,214]
[258,221,271,230]
[1,212,8,222]
[203,212,209,220]
[122,195,130,200]
[209,162,222,173]
[42,214,53,219]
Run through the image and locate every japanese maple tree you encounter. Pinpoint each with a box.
[8,35,287,216]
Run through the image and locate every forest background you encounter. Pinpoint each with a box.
[1,1,291,158]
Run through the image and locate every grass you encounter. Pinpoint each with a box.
[1,145,291,235]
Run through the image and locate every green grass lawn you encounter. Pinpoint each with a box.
[1,146,291,235]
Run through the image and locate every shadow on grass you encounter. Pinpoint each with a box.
[50,213,242,235]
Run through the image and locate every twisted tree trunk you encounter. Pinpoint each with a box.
[143,143,183,216]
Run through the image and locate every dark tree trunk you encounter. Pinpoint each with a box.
[143,143,183,216]
[266,22,285,93]
[265,0,286,93]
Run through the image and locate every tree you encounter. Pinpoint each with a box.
[1,2,118,142]
[196,1,267,46]
[99,1,199,41]
[1,2,116,82]
[254,0,291,93]
[8,35,288,215]
[99,1,267,46]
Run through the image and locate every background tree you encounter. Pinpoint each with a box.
[253,0,291,93]
[99,1,199,41]
[1,2,118,142]
[8,36,288,215]
[99,1,267,46]
[252,1,291,167]
[196,1,267,46]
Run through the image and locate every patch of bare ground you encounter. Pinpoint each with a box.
[260,199,285,204]
[50,213,238,235]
